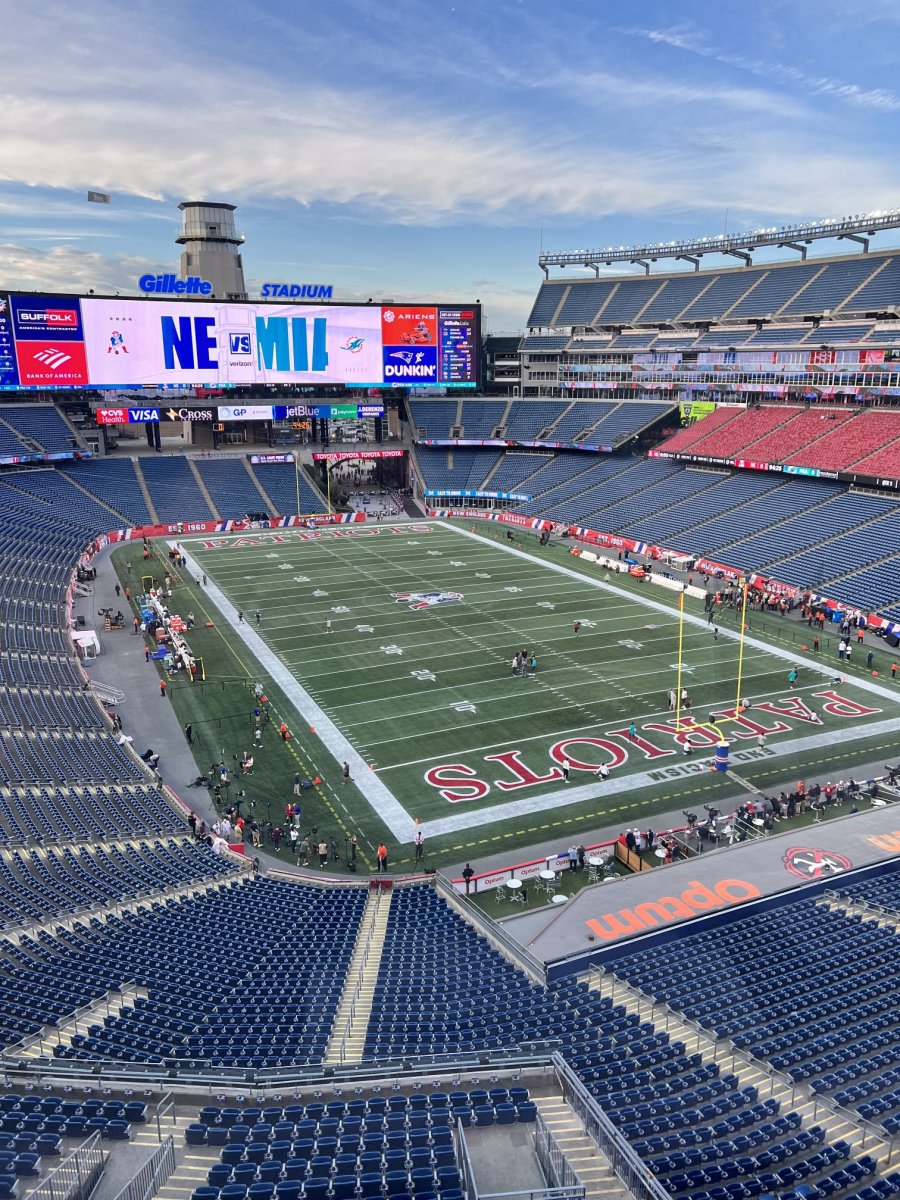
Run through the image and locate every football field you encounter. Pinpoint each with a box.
[175,519,900,864]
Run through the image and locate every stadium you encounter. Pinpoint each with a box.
[0,205,899,1200]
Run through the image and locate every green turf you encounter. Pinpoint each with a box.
[112,519,900,873]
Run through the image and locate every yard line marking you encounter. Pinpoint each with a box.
[178,543,418,843]
[441,522,900,703]
[367,679,834,763]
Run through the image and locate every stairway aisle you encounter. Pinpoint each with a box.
[323,886,393,1064]
[536,1094,627,1200]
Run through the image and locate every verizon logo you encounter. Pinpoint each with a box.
[33,348,72,369]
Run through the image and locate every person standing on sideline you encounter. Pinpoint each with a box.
[414,829,424,864]
[132,616,139,635]
[713,625,719,641]
[115,583,121,598]
[343,762,351,784]
[561,758,570,781]
[144,645,151,663]
[349,835,358,864]
[462,863,475,894]
[255,610,261,626]
[529,653,537,675]
[317,838,328,866]
[788,667,798,689]
[757,732,766,750]
[238,610,243,623]
[376,843,388,872]
[159,679,167,699]
[325,618,332,634]
[184,722,192,744]
[628,721,637,741]
[293,771,301,797]
[567,846,577,872]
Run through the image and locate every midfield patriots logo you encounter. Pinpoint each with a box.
[392,590,464,611]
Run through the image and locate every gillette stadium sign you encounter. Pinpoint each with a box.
[261,283,334,300]
[139,274,213,296]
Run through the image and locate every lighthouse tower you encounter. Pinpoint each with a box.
[176,201,247,300]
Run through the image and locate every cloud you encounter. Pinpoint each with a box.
[0,243,166,294]
[0,1,889,232]
[546,66,806,118]
[622,24,900,112]
[3,1,900,244]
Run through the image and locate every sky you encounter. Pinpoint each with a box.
[1,0,900,332]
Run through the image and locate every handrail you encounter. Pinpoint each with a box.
[534,1109,584,1195]
[106,1136,175,1200]
[154,1092,176,1143]
[2,1045,560,1088]
[435,874,546,984]
[6,981,143,1060]
[597,966,900,1163]
[552,1052,671,1200]
[335,886,388,1061]
[28,1131,107,1200]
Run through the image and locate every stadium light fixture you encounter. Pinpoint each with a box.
[539,207,900,273]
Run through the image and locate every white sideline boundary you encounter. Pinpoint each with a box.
[179,522,899,842]
[177,543,418,842]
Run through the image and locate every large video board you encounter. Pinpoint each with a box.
[0,294,480,390]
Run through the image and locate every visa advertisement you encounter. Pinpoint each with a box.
[0,294,480,390]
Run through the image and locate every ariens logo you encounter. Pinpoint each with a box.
[139,274,213,296]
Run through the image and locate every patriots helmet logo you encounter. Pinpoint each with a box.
[392,590,464,611]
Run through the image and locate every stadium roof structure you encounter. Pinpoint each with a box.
[539,209,900,276]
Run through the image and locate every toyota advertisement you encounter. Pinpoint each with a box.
[0,294,480,390]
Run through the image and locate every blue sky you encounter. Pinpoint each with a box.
[2,0,900,331]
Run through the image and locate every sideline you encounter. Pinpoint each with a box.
[177,521,898,843]
[177,542,418,842]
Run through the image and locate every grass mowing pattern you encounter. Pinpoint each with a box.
[114,520,900,873]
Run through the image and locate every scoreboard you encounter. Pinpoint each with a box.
[0,294,481,391]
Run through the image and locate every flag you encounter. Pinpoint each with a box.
[87,191,111,204]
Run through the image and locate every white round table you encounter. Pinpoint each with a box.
[505,879,524,904]
[551,893,568,905]
[752,818,765,827]
[586,856,604,867]
[506,879,522,891]
[539,869,557,882]
[654,847,667,860]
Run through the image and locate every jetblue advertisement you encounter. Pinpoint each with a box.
[0,293,480,389]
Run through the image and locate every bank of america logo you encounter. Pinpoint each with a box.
[33,348,72,369]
